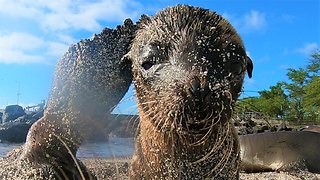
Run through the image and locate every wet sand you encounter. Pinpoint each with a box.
[81,157,320,180]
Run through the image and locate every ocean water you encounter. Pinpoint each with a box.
[0,138,134,158]
[0,143,23,157]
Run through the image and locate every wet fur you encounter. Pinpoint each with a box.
[0,20,136,179]
[128,5,253,179]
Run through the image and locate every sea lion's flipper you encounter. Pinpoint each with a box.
[0,19,137,179]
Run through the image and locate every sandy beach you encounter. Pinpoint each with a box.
[81,157,320,180]
[0,148,319,179]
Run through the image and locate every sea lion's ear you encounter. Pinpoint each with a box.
[246,56,253,78]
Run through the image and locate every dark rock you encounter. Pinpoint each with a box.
[0,109,44,143]
[276,123,292,131]
[234,115,296,135]
[0,120,36,143]
[31,110,44,120]
[2,105,26,123]
[247,119,257,127]
[0,112,3,123]
[260,125,270,132]
[12,116,28,123]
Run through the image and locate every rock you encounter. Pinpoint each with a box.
[2,105,26,123]
[0,120,36,143]
[31,109,44,120]
[260,125,270,132]
[276,123,292,131]
[0,109,44,143]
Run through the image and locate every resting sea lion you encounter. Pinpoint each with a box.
[240,131,320,173]
[0,19,136,179]
[126,5,253,179]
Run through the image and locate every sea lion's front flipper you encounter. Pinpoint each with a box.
[0,19,137,179]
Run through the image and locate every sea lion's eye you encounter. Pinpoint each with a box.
[142,61,155,70]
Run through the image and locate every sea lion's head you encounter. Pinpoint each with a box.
[127,5,253,135]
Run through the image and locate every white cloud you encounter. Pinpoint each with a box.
[0,0,42,19]
[0,32,45,51]
[244,10,266,30]
[0,50,44,64]
[296,43,319,55]
[0,0,143,64]
[224,10,267,33]
[46,41,69,57]
[56,34,78,45]
[0,32,68,64]
[0,0,142,32]
[0,32,46,64]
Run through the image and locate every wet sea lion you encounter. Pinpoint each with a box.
[0,19,136,179]
[127,5,253,179]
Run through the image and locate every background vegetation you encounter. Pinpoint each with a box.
[237,50,320,124]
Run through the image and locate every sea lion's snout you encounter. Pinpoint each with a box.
[186,76,210,101]
[186,76,211,111]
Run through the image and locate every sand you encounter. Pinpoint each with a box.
[0,153,318,179]
[81,157,320,180]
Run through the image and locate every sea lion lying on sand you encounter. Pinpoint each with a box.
[240,131,320,173]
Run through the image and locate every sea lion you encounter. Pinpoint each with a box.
[127,5,253,179]
[0,19,136,179]
[240,131,320,173]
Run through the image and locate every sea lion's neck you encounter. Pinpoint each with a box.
[131,112,240,179]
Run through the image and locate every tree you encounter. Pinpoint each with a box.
[237,50,319,123]
[236,83,289,119]
[258,82,289,119]
[307,49,320,74]
[303,75,320,122]
[283,68,308,121]
[284,50,320,122]
[236,97,260,114]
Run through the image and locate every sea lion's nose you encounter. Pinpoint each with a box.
[187,76,210,101]
[189,76,201,97]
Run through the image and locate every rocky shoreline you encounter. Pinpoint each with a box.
[0,104,314,143]
[0,105,43,143]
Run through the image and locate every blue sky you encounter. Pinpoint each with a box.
[0,0,319,114]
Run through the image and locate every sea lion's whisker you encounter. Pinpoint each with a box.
[194,123,230,164]
[51,133,86,180]
[189,104,225,146]
[210,124,233,178]
[139,100,157,105]
[159,115,171,132]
